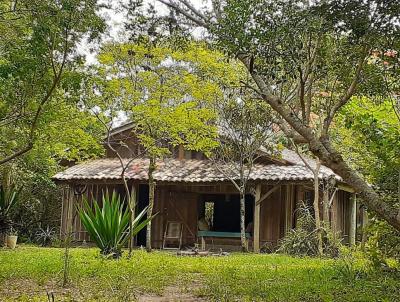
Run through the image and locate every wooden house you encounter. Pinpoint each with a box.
[53,123,364,252]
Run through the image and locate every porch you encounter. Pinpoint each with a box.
[59,180,358,252]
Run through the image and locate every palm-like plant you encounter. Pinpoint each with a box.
[78,190,155,257]
[0,185,19,234]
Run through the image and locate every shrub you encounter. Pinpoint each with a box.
[78,190,155,258]
[0,185,19,234]
[364,219,400,268]
[277,203,342,257]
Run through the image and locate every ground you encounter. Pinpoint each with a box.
[0,246,399,302]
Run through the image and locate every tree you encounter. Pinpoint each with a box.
[85,42,228,251]
[158,0,400,231]
[334,97,400,253]
[212,97,278,252]
[0,0,105,165]
[335,97,400,206]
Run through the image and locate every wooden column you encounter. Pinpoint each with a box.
[284,185,293,234]
[349,194,357,247]
[254,184,261,253]
[361,206,369,250]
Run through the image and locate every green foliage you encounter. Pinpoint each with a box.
[214,97,281,165]
[336,97,400,198]
[213,0,400,100]
[0,184,19,233]
[78,191,154,257]
[364,219,400,268]
[85,42,240,159]
[0,0,105,163]
[1,247,399,301]
[0,0,107,238]
[278,203,341,257]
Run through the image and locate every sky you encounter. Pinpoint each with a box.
[80,0,209,126]
[81,0,207,65]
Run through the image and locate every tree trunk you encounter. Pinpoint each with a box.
[128,185,136,257]
[313,147,400,231]
[313,160,323,256]
[120,173,135,257]
[239,60,400,231]
[239,190,247,252]
[146,157,156,252]
[322,189,330,226]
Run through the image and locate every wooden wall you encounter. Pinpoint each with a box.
[60,183,126,241]
[60,181,354,249]
[151,187,199,248]
[258,184,297,247]
[331,190,351,243]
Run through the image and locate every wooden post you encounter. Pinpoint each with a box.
[254,184,261,253]
[178,145,184,160]
[284,185,293,234]
[361,206,369,250]
[349,194,357,247]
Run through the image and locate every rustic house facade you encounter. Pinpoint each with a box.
[53,124,364,252]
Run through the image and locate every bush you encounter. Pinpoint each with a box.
[364,219,400,269]
[277,203,342,257]
[0,185,19,235]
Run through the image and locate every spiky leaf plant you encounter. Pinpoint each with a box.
[79,190,154,258]
[0,185,19,234]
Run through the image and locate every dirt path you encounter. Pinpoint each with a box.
[138,280,207,302]
[0,277,208,301]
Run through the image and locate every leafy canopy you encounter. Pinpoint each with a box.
[85,42,243,158]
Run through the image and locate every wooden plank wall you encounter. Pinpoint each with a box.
[59,181,352,248]
[331,190,351,243]
[151,186,199,248]
[60,183,125,242]
[258,184,296,247]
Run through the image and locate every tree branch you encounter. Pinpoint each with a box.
[157,0,210,29]
[322,48,369,135]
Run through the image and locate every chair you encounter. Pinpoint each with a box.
[162,221,183,250]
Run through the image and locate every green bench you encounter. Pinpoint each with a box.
[198,231,251,250]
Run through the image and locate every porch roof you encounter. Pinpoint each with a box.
[53,153,342,183]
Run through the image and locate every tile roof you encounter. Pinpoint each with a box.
[53,152,341,183]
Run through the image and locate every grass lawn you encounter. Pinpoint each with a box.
[0,246,399,301]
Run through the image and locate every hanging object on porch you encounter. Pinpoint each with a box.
[162,221,183,250]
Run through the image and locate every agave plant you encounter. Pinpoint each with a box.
[35,226,57,247]
[78,190,155,258]
[0,185,19,234]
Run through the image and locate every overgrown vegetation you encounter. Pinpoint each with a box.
[278,203,341,258]
[363,219,400,268]
[0,247,399,302]
[0,185,19,236]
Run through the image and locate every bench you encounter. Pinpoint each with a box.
[198,231,251,250]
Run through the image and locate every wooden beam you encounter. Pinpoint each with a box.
[256,185,280,206]
[254,184,261,253]
[349,194,357,247]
